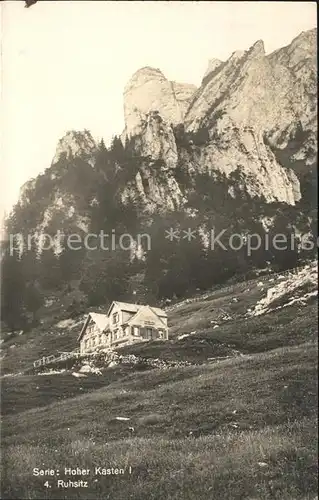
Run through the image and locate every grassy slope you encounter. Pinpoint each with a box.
[1,273,318,499]
[1,272,316,374]
[2,342,318,499]
[118,303,317,362]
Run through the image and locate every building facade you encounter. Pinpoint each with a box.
[78,302,168,354]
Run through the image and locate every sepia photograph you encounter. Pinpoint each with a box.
[0,1,318,499]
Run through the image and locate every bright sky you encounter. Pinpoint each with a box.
[0,1,317,221]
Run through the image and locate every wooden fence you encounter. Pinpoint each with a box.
[33,351,80,368]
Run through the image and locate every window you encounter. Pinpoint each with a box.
[158,330,164,339]
[112,312,119,324]
[146,328,153,338]
[132,326,139,336]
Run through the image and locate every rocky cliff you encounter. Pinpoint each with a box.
[7,28,316,252]
[122,29,317,208]
[52,130,98,166]
[123,67,196,140]
[11,130,99,252]
[13,28,317,232]
[2,29,317,328]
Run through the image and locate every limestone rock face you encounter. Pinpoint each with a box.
[202,58,223,83]
[185,29,317,168]
[121,113,185,213]
[266,29,317,169]
[13,130,99,254]
[129,111,179,170]
[181,125,301,204]
[121,161,185,214]
[171,81,197,119]
[120,114,184,212]
[12,28,317,246]
[123,67,196,139]
[52,130,98,165]
[19,178,37,207]
[122,29,317,206]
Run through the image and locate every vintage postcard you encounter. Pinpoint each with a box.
[1,1,317,499]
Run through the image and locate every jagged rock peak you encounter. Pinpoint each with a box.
[202,58,223,81]
[124,67,166,93]
[123,67,196,139]
[185,28,316,136]
[120,28,314,208]
[248,39,265,57]
[268,27,317,69]
[290,28,317,47]
[19,178,37,207]
[52,130,98,165]
[228,50,245,62]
